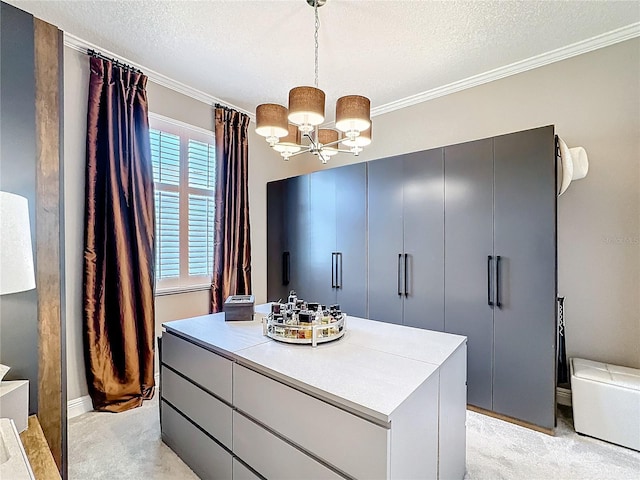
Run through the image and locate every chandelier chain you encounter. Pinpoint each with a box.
[255,0,371,164]
[314,0,319,88]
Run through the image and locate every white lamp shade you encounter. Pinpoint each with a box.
[0,192,36,295]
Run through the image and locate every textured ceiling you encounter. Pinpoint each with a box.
[6,0,640,119]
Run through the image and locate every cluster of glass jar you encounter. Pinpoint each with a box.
[266,291,344,341]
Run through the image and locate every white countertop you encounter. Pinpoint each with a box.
[163,305,466,424]
[162,312,270,358]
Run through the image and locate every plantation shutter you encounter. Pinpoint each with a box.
[188,140,216,277]
[150,118,216,290]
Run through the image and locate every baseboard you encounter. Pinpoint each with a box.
[467,405,555,435]
[556,386,572,407]
[67,395,93,419]
[68,373,161,419]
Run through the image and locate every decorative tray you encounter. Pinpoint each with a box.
[262,291,346,347]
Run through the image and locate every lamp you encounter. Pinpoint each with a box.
[273,124,303,159]
[0,192,36,295]
[255,104,289,146]
[335,95,371,137]
[341,124,372,153]
[255,0,372,164]
[288,86,325,133]
[317,129,339,157]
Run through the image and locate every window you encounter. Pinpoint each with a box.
[149,114,216,293]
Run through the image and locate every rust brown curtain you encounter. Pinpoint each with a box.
[82,56,155,412]
[211,106,252,312]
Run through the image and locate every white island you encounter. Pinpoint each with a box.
[160,304,467,480]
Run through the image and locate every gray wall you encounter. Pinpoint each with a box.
[0,1,39,414]
[62,46,87,404]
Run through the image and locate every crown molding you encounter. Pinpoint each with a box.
[65,23,639,124]
[371,22,640,117]
[63,32,255,122]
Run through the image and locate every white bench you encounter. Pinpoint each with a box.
[570,358,640,450]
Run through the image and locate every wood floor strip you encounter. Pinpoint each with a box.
[19,415,61,480]
[467,405,555,436]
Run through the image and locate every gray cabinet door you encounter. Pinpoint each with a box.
[444,138,494,410]
[493,126,556,429]
[267,180,288,302]
[335,163,368,318]
[308,168,337,306]
[368,156,404,324]
[403,149,445,331]
[284,175,311,300]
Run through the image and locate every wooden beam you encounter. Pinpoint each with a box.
[34,17,64,474]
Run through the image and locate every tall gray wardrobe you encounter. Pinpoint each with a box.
[266,125,557,429]
[267,163,368,318]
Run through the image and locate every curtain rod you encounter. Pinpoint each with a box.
[215,103,238,112]
[215,103,254,118]
[76,39,253,119]
[87,49,143,74]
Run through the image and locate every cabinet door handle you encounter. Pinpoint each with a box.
[337,252,343,289]
[487,255,494,307]
[496,255,502,309]
[398,253,403,296]
[331,253,336,288]
[404,253,409,297]
[283,251,290,286]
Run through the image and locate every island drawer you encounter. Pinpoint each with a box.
[233,364,389,479]
[161,365,232,449]
[161,332,232,403]
[233,411,344,479]
[161,400,232,480]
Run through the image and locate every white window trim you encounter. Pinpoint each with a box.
[150,113,216,295]
[149,111,215,138]
[155,283,211,297]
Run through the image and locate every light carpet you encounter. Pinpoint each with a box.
[69,396,639,479]
[464,406,638,479]
[69,395,197,480]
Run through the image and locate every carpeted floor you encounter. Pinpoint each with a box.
[69,396,639,480]
[68,395,198,480]
[464,405,639,479]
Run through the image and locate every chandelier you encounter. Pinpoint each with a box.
[255,0,372,164]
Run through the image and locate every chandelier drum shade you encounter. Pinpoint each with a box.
[256,104,288,145]
[255,0,372,164]
[317,129,339,157]
[336,95,371,136]
[273,124,302,158]
[288,86,325,132]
